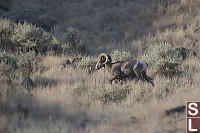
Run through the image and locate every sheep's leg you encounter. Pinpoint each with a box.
[146,78,154,87]
[142,71,154,82]
[109,77,118,85]
[134,66,146,81]
[142,71,153,81]
[109,79,113,84]
[119,79,123,85]
[139,76,145,81]
[142,71,154,87]
[135,71,145,81]
[146,76,153,81]
[109,77,123,85]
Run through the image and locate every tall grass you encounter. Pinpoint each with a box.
[1,0,200,133]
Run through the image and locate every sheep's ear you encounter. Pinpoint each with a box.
[100,56,106,63]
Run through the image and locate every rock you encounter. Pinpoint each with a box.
[165,105,185,116]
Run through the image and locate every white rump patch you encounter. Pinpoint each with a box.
[140,60,147,72]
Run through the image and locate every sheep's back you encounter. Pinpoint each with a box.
[110,60,137,77]
[121,60,137,75]
[110,62,124,77]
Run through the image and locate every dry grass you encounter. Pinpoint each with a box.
[1,0,200,133]
[1,55,200,133]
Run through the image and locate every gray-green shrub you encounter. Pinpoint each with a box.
[0,18,84,55]
[143,42,181,76]
[111,49,132,62]
[0,18,59,53]
[17,51,44,76]
[71,83,131,103]
[52,26,85,54]
[0,52,18,78]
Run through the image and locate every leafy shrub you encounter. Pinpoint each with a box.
[93,85,131,103]
[12,22,58,52]
[76,56,97,73]
[17,51,44,76]
[71,83,91,96]
[143,42,181,76]
[53,26,85,54]
[111,49,132,62]
[0,18,59,54]
[71,83,131,103]
[0,18,84,55]
[0,51,45,80]
[0,19,14,49]
[0,52,18,78]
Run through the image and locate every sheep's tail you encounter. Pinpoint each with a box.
[133,60,147,71]
[139,60,148,72]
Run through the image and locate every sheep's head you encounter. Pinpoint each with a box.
[95,53,112,70]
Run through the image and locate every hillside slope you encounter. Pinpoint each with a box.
[0,0,200,133]
[2,0,200,54]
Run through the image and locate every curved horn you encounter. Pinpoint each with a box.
[98,53,111,64]
[106,54,112,63]
[133,60,140,70]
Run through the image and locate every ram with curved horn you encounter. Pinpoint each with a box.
[95,53,154,86]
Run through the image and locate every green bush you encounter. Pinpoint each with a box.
[52,26,85,54]
[71,83,131,103]
[0,19,14,48]
[0,52,18,78]
[71,83,91,96]
[143,42,181,76]
[93,85,131,103]
[0,18,59,54]
[11,22,56,48]
[111,49,132,62]
[0,51,45,79]
[17,51,44,76]
[0,18,84,55]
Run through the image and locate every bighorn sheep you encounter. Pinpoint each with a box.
[95,53,154,86]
